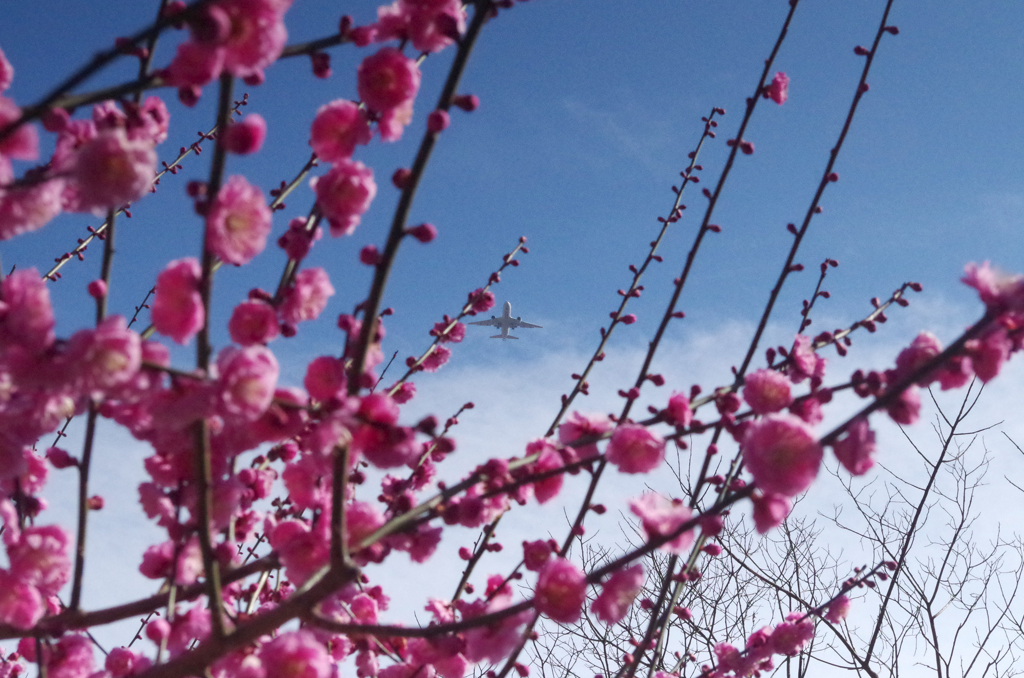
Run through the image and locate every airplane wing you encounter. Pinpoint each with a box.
[468,318,501,327]
[516,321,542,329]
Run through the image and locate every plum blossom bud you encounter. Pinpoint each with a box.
[406,223,437,243]
[310,52,331,79]
[392,167,412,189]
[453,94,480,112]
[46,447,77,469]
[427,109,450,133]
[222,114,267,154]
[767,72,789,104]
[87,495,104,510]
[87,279,108,299]
[359,244,381,266]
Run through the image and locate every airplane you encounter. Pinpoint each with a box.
[468,301,542,340]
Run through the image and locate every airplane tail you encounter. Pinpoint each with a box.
[491,334,518,340]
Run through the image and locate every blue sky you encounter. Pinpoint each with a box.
[3,0,1024,666]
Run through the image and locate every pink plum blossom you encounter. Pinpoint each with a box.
[8,525,71,596]
[151,258,204,344]
[831,416,876,476]
[304,355,347,401]
[769,613,814,656]
[630,493,695,554]
[0,97,38,161]
[0,47,12,92]
[534,557,587,624]
[259,631,331,678]
[768,72,789,104]
[965,327,1011,383]
[665,392,693,427]
[270,518,330,584]
[421,345,451,372]
[606,424,665,474]
[228,300,279,345]
[886,385,921,425]
[592,564,645,624]
[165,41,224,88]
[751,491,791,534]
[67,315,142,393]
[468,287,495,314]
[522,539,554,572]
[742,414,822,497]
[525,439,563,504]
[222,113,266,154]
[206,175,272,265]
[0,268,56,352]
[279,267,334,324]
[892,331,943,385]
[375,0,466,53]
[824,595,851,624]
[0,569,43,629]
[70,128,156,215]
[357,47,421,114]
[962,261,1024,313]
[312,159,377,237]
[0,175,65,240]
[742,369,793,414]
[309,100,372,162]
[788,334,826,383]
[557,411,613,464]
[216,345,279,420]
[42,633,95,678]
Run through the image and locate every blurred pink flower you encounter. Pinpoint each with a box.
[216,344,279,420]
[743,414,821,497]
[70,128,156,215]
[151,258,204,344]
[222,113,267,155]
[831,416,875,476]
[228,300,279,345]
[534,557,587,624]
[630,493,694,554]
[312,159,377,237]
[743,368,793,415]
[309,100,372,162]
[259,631,331,678]
[751,491,791,534]
[304,355,347,401]
[206,175,272,265]
[606,424,665,474]
[279,267,335,325]
[357,47,421,113]
[592,563,644,624]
